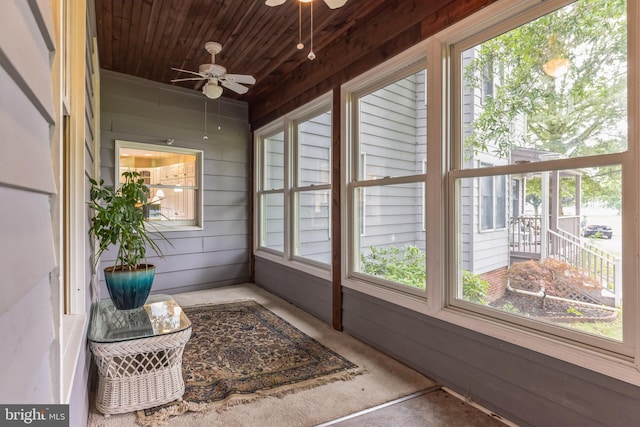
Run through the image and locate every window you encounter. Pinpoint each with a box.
[335,0,639,385]
[255,95,332,272]
[448,0,631,357]
[479,165,506,231]
[344,61,427,296]
[116,141,203,229]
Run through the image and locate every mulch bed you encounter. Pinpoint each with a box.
[490,291,618,323]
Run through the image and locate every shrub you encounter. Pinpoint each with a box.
[360,245,426,289]
[462,270,489,304]
[360,245,489,304]
[507,258,602,305]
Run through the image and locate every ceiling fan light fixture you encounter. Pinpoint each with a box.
[203,80,223,99]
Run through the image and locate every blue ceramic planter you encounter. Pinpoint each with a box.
[104,265,155,310]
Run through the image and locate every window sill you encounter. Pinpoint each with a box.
[433,306,640,387]
[61,313,87,403]
[341,276,640,387]
[254,250,331,281]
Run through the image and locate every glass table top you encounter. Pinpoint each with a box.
[88,294,191,343]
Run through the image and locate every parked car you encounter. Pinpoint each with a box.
[582,224,613,239]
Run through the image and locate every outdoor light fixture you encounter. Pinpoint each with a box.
[543,57,571,78]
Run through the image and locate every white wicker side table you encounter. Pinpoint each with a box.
[88,294,192,416]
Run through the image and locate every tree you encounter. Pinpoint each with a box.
[464,0,626,210]
[465,0,627,160]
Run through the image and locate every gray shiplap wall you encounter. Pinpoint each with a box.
[254,258,640,427]
[99,71,251,295]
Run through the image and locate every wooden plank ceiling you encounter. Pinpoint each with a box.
[95,1,388,105]
[95,0,495,126]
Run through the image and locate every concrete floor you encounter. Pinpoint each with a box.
[321,388,513,427]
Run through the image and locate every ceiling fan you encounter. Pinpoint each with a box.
[170,42,256,99]
[265,0,348,9]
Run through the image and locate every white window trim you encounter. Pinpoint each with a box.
[437,0,640,386]
[340,41,432,312]
[254,92,333,281]
[114,140,204,231]
[339,0,640,386]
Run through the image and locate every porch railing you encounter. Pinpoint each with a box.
[548,228,620,306]
[509,216,621,306]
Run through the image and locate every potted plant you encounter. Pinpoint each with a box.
[89,171,168,310]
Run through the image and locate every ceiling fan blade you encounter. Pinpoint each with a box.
[171,77,207,82]
[222,74,256,85]
[265,0,286,6]
[171,67,206,77]
[324,0,348,9]
[220,80,249,95]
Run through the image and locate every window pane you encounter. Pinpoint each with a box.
[262,193,284,252]
[294,190,331,264]
[456,166,622,341]
[264,132,284,190]
[146,188,195,222]
[118,145,199,226]
[460,0,627,168]
[480,175,494,230]
[298,111,331,187]
[359,70,426,179]
[355,182,425,290]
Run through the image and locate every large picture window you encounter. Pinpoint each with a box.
[116,141,203,229]
[449,0,630,355]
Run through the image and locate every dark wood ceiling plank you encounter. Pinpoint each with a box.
[96,0,113,70]
[150,0,197,81]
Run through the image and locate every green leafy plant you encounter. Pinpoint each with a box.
[567,306,583,317]
[89,171,167,271]
[360,245,489,304]
[462,270,489,304]
[501,302,519,314]
[360,245,426,289]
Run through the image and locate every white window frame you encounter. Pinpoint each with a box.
[341,50,429,307]
[254,93,333,280]
[115,140,204,231]
[438,0,640,386]
[339,0,640,387]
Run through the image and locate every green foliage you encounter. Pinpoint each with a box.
[360,245,426,289]
[462,270,489,304]
[89,171,167,271]
[464,0,626,207]
[567,306,583,317]
[360,245,489,303]
[501,302,519,314]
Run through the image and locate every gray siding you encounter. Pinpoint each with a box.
[0,0,56,405]
[254,259,640,427]
[99,71,251,295]
[360,71,426,252]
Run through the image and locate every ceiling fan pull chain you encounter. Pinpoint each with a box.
[297,2,304,50]
[203,100,208,140]
[308,1,316,60]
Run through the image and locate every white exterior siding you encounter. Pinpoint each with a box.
[0,0,57,405]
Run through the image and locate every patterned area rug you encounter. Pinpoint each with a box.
[138,300,364,425]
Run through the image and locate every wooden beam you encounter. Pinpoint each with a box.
[331,87,342,331]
